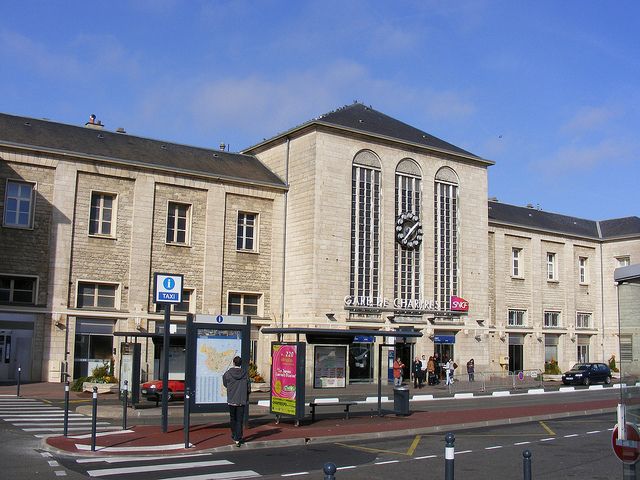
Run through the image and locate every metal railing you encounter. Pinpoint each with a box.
[447,369,543,394]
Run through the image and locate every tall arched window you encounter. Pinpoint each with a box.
[394,159,422,306]
[434,167,459,311]
[350,150,381,301]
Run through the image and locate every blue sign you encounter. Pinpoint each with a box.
[353,335,374,343]
[216,315,224,323]
[433,335,456,344]
[154,273,183,304]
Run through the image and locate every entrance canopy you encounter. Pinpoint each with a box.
[261,327,422,344]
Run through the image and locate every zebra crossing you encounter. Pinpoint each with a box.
[69,453,260,479]
[0,396,120,438]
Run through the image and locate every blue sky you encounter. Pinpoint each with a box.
[1,1,638,220]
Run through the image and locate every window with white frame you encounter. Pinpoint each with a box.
[578,257,588,284]
[616,256,631,268]
[350,151,381,301]
[0,275,37,304]
[227,292,260,316]
[546,253,557,280]
[77,282,118,309]
[434,167,459,311]
[156,289,193,313]
[394,159,421,304]
[508,309,525,327]
[576,312,591,329]
[89,192,116,236]
[512,248,522,277]
[166,202,190,244]
[237,212,257,251]
[3,180,35,228]
[543,311,560,328]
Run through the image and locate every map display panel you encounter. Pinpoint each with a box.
[195,329,241,404]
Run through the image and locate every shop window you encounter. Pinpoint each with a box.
[3,180,35,228]
[89,192,116,236]
[0,275,37,304]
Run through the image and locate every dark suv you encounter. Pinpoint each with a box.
[561,363,612,386]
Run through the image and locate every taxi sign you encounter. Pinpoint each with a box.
[154,273,183,304]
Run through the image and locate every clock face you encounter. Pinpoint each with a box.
[396,212,422,249]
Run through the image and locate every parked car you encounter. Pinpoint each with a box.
[561,363,612,386]
[140,379,185,402]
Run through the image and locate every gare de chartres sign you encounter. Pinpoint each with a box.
[344,295,469,314]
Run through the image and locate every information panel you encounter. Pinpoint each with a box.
[271,344,298,415]
[313,345,347,388]
[194,329,241,404]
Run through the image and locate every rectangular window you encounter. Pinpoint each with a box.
[620,335,633,362]
[89,192,115,236]
[546,253,556,281]
[576,312,591,329]
[434,181,458,310]
[3,180,34,228]
[394,173,421,303]
[0,275,37,304]
[512,248,522,277]
[77,282,117,309]
[237,212,257,251]
[616,256,631,268]
[156,289,193,313]
[579,257,588,284]
[543,311,560,328]
[508,309,525,327]
[166,202,190,244]
[227,292,260,316]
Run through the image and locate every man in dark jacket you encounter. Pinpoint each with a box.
[223,356,249,446]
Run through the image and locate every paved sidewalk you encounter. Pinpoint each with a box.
[0,382,619,456]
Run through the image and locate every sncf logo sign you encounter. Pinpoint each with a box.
[450,296,469,312]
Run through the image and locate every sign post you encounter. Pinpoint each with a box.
[154,273,183,433]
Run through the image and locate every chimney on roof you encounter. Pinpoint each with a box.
[526,203,534,209]
[85,113,104,130]
[116,127,126,134]
[219,142,226,151]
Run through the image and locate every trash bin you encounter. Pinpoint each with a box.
[393,386,410,416]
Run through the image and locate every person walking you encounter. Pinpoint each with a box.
[445,357,456,386]
[466,358,475,382]
[393,357,405,387]
[427,356,436,385]
[412,356,422,388]
[420,354,428,388]
[223,356,249,447]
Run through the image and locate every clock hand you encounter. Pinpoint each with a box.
[405,220,420,238]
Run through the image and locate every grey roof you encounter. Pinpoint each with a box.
[489,201,640,240]
[246,103,491,163]
[0,113,286,189]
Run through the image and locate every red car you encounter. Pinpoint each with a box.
[140,379,185,402]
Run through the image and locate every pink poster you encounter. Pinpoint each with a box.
[271,344,297,415]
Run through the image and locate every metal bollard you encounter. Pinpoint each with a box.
[323,462,337,480]
[445,432,455,480]
[184,386,191,449]
[122,380,128,430]
[16,365,21,397]
[91,386,98,451]
[63,381,70,437]
[523,450,532,480]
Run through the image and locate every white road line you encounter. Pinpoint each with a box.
[540,438,555,442]
[87,460,233,477]
[55,471,67,477]
[514,442,531,446]
[375,460,399,465]
[13,422,111,426]
[2,414,85,418]
[162,472,259,480]
[564,434,579,438]
[456,450,473,454]
[0,409,61,413]
[41,452,53,457]
[336,465,357,470]
[48,461,60,467]
[76,442,188,452]
[587,430,601,434]
[281,473,309,477]
[24,427,121,432]
[71,430,134,439]
[485,446,502,450]
[77,453,211,464]
[414,455,438,460]
[608,428,615,431]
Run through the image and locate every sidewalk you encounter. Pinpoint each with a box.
[1,381,620,456]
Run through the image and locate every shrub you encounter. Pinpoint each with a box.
[248,361,264,383]
[609,355,619,373]
[71,376,90,392]
[544,359,561,375]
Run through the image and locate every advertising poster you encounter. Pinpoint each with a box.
[271,344,297,415]
[314,345,347,388]
[195,330,241,404]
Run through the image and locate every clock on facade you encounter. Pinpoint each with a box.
[396,212,423,249]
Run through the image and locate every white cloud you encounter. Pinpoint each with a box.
[539,138,635,173]
[562,105,620,134]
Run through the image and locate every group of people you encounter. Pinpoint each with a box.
[394,355,476,387]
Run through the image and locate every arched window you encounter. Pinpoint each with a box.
[350,151,382,300]
[434,167,459,311]
[394,159,422,306]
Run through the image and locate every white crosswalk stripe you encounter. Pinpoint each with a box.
[0,398,118,437]
[75,455,261,480]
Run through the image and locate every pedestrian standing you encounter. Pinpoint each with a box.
[223,356,249,447]
[466,358,475,382]
[433,353,441,384]
[420,354,428,388]
[412,356,422,388]
[393,357,405,387]
[427,356,436,385]
[445,358,455,386]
